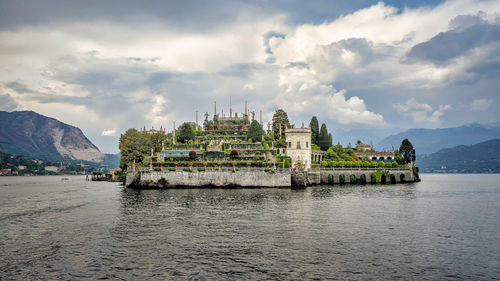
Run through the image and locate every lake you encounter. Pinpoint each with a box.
[0,174,498,280]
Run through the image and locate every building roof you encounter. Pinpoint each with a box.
[285,128,311,133]
[356,143,372,147]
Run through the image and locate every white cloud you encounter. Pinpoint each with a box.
[101,129,117,136]
[394,98,452,123]
[1,0,500,151]
[471,98,492,111]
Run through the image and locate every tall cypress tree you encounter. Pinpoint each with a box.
[272,109,290,140]
[399,138,415,164]
[177,122,194,143]
[247,120,264,142]
[309,116,319,145]
[318,123,331,151]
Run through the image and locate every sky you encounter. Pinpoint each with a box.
[1,0,499,153]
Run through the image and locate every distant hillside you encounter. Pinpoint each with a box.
[102,153,120,169]
[376,124,500,155]
[418,139,500,173]
[0,111,104,162]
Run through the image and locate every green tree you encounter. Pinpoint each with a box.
[149,132,169,153]
[399,138,415,165]
[394,150,405,165]
[247,120,264,142]
[177,122,195,143]
[318,123,332,150]
[272,109,290,140]
[309,116,319,144]
[119,129,150,170]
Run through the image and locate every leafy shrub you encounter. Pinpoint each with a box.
[197,168,205,172]
[154,167,162,172]
[339,174,345,184]
[350,174,356,184]
[168,167,176,172]
[189,150,196,158]
[183,168,192,172]
[327,174,334,184]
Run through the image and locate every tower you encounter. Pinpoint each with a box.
[285,127,312,169]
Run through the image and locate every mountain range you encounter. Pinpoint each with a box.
[0,111,104,162]
[376,124,500,155]
[418,139,500,173]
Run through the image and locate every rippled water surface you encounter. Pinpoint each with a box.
[0,174,499,280]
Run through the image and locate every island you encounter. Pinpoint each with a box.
[120,102,419,188]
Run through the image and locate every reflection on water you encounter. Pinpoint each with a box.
[0,174,499,280]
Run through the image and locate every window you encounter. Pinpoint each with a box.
[297,141,301,149]
[306,141,309,148]
[288,142,292,148]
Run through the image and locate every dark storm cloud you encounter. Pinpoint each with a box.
[0,0,447,31]
[5,81,37,94]
[448,13,487,30]
[0,94,18,111]
[0,0,253,31]
[406,24,500,63]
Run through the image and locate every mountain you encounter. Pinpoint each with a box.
[376,124,500,155]
[418,139,500,173]
[331,127,404,147]
[0,111,104,162]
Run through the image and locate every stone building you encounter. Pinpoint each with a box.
[356,143,373,151]
[285,127,312,169]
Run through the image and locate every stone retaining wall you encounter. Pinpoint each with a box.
[126,168,291,188]
[126,167,416,188]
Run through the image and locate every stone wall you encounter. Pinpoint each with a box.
[126,168,291,188]
[313,168,415,184]
[126,167,417,188]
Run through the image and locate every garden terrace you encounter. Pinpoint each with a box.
[149,160,273,168]
[172,144,203,150]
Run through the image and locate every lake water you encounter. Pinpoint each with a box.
[0,174,498,280]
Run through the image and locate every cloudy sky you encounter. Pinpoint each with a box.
[1,0,499,152]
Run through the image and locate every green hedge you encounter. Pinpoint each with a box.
[153,161,272,168]
[320,160,406,168]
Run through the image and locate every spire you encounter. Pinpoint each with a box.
[172,121,176,145]
[196,111,199,131]
[260,110,262,125]
[214,101,217,117]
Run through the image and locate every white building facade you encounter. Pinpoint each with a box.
[285,127,312,169]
